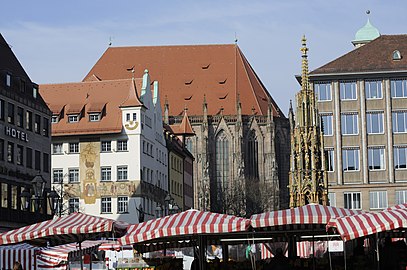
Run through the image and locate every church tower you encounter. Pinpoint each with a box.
[289,36,328,208]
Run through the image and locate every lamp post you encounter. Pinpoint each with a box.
[20,173,47,212]
[48,188,61,216]
[32,173,46,211]
[156,193,181,218]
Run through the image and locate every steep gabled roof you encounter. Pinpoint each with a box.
[40,79,143,136]
[169,109,195,136]
[83,44,284,118]
[311,35,407,75]
[0,34,31,80]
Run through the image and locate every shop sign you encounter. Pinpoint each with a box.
[4,126,29,142]
[328,241,344,252]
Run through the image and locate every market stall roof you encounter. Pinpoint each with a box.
[327,204,407,241]
[119,209,250,245]
[0,212,128,246]
[36,240,103,270]
[0,243,46,270]
[250,204,363,231]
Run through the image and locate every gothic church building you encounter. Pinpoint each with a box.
[83,44,290,215]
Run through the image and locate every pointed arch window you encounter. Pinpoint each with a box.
[216,131,229,196]
[248,130,259,178]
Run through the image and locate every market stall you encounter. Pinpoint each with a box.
[0,212,128,246]
[119,209,251,270]
[36,240,104,270]
[0,212,128,270]
[0,243,45,269]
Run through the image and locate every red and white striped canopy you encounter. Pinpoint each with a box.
[327,206,407,241]
[119,209,250,245]
[0,243,45,270]
[0,212,128,246]
[37,240,102,270]
[250,204,363,228]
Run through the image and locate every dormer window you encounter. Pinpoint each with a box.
[51,115,59,123]
[6,74,11,87]
[68,114,79,123]
[89,113,101,122]
[393,50,402,60]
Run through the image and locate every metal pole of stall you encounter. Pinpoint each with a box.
[79,242,84,270]
[376,233,380,270]
[343,240,347,270]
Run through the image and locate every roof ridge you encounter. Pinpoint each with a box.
[109,43,237,49]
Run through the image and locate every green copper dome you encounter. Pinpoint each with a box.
[352,19,380,45]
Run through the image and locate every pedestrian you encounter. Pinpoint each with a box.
[13,261,23,270]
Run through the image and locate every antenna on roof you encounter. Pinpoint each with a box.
[234,32,238,44]
[108,36,113,47]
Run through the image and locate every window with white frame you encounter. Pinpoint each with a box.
[52,143,63,154]
[366,112,384,134]
[391,79,407,98]
[117,166,128,181]
[117,196,128,213]
[321,114,333,136]
[341,114,358,135]
[342,148,359,171]
[368,148,385,170]
[117,140,128,151]
[344,192,361,210]
[328,193,336,207]
[53,169,64,183]
[89,113,101,122]
[365,80,383,99]
[69,142,79,153]
[396,190,407,204]
[370,191,388,209]
[68,114,79,123]
[68,168,79,183]
[392,111,407,133]
[51,115,59,123]
[340,81,357,100]
[394,146,407,169]
[101,167,112,181]
[101,197,112,213]
[101,141,111,152]
[315,82,332,101]
[325,149,335,172]
[69,198,79,214]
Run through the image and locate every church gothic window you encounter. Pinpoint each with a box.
[247,130,259,179]
[216,131,229,199]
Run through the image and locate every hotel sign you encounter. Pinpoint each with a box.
[4,126,29,142]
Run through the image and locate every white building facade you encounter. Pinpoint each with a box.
[41,70,167,223]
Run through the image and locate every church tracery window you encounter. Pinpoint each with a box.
[216,131,229,199]
[247,130,259,179]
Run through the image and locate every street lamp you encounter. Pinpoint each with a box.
[20,173,46,212]
[156,193,181,217]
[48,188,60,216]
[20,187,31,211]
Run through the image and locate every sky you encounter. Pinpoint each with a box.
[1,0,406,115]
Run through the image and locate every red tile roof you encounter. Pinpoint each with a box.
[40,79,144,136]
[83,44,283,117]
[311,35,407,75]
